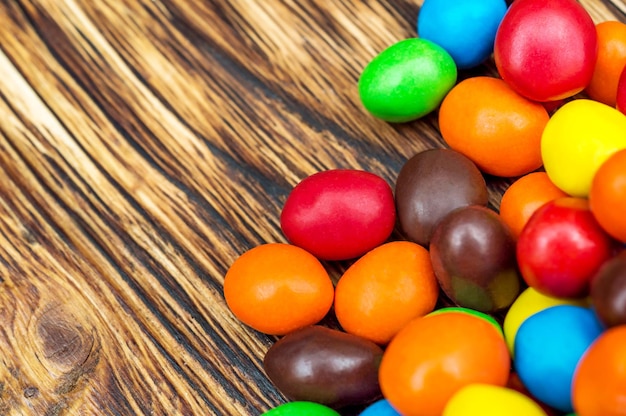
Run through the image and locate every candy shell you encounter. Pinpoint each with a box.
[443,384,549,416]
[261,401,341,416]
[590,250,626,327]
[428,307,503,336]
[359,399,402,416]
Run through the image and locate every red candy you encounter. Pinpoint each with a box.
[494,0,597,102]
[281,169,395,261]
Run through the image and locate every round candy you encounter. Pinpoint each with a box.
[443,384,549,416]
[430,205,521,313]
[572,326,626,416]
[359,399,402,416]
[280,169,395,261]
[514,305,604,412]
[223,243,333,335]
[263,326,383,409]
[590,148,626,242]
[358,38,457,122]
[586,20,626,106]
[438,76,548,177]
[379,312,510,416]
[618,65,626,114]
[541,99,626,197]
[590,250,626,328]
[395,148,488,246]
[504,287,587,355]
[494,0,597,102]
[417,0,507,69]
[261,401,340,416]
[516,197,616,299]
[428,307,503,336]
[334,241,439,344]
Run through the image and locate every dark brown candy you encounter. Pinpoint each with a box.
[263,325,383,409]
[430,205,521,313]
[591,250,626,328]
[395,149,488,246]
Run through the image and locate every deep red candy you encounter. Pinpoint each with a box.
[280,169,395,261]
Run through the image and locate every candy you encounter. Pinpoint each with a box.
[589,149,626,242]
[438,76,548,177]
[223,244,333,335]
[379,312,510,416]
[358,38,457,122]
[280,169,395,261]
[430,205,521,313]
[334,241,438,344]
[394,149,488,246]
[590,250,626,328]
[358,399,401,416]
[516,197,616,299]
[541,99,626,197]
[428,307,503,335]
[617,65,626,114]
[514,305,604,412]
[494,0,597,102]
[572,326,626,416]
[417,0,507,69]
[585,21,626,106]
[263,326,383,409]
[261,401,341,416]
[443,384,549,416]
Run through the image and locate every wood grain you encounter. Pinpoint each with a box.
[0,0,623,415]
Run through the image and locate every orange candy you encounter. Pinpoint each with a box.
[499,172,569,239]
[572,326,626,416]
[223,243,334,335]
[586,21,626,106]
[590,149,626,242]
[334,241,438,344]
[439,76,549,177]
[379,312,511,416]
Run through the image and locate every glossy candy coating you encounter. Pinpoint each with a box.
[590,149,626,242]
[263,326,383,409]
[617,65,626,114]
[494,0,597,102]
[430,205,521,313]
[395,149,488,246]
[514,305,604,413]
[334,241,438,344]
[281,169,395,261]
[590,250,626,327]
[223,244,333,335]
[417,0,507,69]
[541,99,626,197]
[379,312,510,416]
[443,384,549,416]
[572,326,626,416]
[586,21,626,106]
[261,401,341,416]
[358,38,457,122]
[428,307,503,336]
[358,399,401,416]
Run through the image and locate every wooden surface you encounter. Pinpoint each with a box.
[0,1,623,415]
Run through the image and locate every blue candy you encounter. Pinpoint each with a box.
[417,0,508,69]
[514,305,604,412]
[359,399,402,416]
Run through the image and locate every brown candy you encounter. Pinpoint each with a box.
[591,250,626,328]
[395,149,488,246]
[430,205,521,313]
[263,325,383,409]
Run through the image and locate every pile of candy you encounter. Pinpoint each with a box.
[223,0,626,415]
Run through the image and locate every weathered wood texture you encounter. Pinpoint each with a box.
[0,1,623,415]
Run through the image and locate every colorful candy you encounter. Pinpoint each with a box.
[585,21,626,106]
[394,148,488,246]
[590,250,626,328]
[443,384,549,416]
[334,241,438,344]
[358,399,401,416]
[280,169,395,261]
[261,401,341,416]
[358,38,457,122]
[589,149,626,242]
[263,326,383,409]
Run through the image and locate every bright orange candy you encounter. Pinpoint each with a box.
[439,76,549,177]
[499,172,569,239]
[379,312,511,416]
[572,326,626,416]
[223,243,334,335]
[334,241,438,344]
[586,21,626,106]
[590,148,626,242]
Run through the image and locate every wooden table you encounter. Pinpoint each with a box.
[0,1,623,414]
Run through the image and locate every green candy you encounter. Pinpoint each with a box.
[358,38,457,122]
[261,401,341,416]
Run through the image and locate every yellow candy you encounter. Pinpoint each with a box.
[503,287,587,355]
[541,99,626,197]
[443,384,548,416]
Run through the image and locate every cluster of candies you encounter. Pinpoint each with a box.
[223,0,626,415]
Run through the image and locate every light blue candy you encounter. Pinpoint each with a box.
[514,305,604,413]
[417,0,508,69]
[359,399,402,416]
